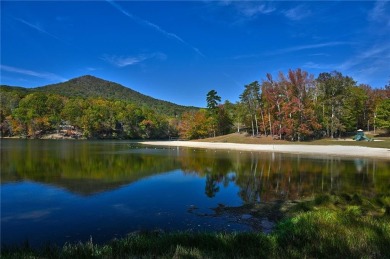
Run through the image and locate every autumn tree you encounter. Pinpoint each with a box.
[357,84,377,131]
[316,71,355,138]
[139,108,170,139]
[13,93,51,136]
[261,70,320,140]
[278,69,320,140]
[261,73,281,138]
[240,82,264,136]
[0,89,23,136]
[178,110,210,139]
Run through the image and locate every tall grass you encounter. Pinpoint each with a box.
[2,194,390,258]
[275,209,390,258]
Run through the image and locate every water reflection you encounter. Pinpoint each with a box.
[183,151,389,203]
[1,140,389,200]
[1,140,390,247]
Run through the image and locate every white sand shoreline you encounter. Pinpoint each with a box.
[140,141,390,159]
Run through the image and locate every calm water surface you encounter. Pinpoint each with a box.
[1,139,389,247]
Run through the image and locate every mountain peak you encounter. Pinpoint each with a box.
[33,75,197,116]
[67,75,112,86]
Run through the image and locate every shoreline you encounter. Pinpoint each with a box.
[140,141,390,159]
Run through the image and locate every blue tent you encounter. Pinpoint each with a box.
[353,129,372,141]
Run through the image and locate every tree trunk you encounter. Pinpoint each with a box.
[251,117,254,136]
[260,108,267,136]
[254,113,259,136]
[331,105,334,139]
[268,111,273,137]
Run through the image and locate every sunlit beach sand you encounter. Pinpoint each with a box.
[141,141,390,159]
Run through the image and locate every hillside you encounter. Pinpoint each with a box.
[37,75,198,116]
[1,75,198,116]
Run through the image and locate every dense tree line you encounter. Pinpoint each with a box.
[178,90,232,139]
[179,69,389,140]
[1,69,389,140]
[0,91,178,139]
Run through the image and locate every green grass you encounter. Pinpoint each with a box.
[2,193,390,258]
[275,209,390,258]
[196,132,390,148]
[303,138,390,148]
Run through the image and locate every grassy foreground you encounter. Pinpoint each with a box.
[2,193,390,258]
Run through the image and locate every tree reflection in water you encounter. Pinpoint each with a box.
[178,148,389,202]
[1,140,389,202]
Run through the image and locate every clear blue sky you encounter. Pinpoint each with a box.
[1,1,389,107]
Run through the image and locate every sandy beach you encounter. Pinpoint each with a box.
[140,141,390,159]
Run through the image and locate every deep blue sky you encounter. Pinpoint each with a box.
[1,1,389,107]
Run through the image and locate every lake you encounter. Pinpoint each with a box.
[1,139,389,248]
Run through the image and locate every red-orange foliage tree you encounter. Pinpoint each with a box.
[178,110,210,139]
[261,69,320,140]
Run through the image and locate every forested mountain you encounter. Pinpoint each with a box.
[1,69,389,140]
[0,75,200,139]
[2,75,198,116]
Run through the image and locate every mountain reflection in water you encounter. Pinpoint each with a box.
[1,140,389,247]
[2,140,388,199]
